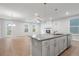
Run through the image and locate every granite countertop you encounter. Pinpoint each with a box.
[31,34,71,41]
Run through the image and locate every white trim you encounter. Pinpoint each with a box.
[72,39,79,41]
[72,34,79,35]
[70,26,79,27]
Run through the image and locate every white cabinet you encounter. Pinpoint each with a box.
[50,39,55,56]
[32,39,42,56]
[58,37,64,54]
[54,39,60,56]
[42,40,50,56]
[31,34,71,56]
[32,45,42,56]
[67,35,71,47]
[63,36,67,50]
[50,36,68,56]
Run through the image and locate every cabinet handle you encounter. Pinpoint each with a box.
[54,42,56,47]
[64,39,65,42]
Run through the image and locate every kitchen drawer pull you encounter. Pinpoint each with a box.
[54,42,56,47]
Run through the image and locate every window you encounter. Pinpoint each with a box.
[32,24,36,32]
[24,24,28,32]
[70,18,79,34]
[7,24,12,35]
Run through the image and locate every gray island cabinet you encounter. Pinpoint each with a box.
[31,34,71,56]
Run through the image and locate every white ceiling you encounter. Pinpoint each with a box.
[0,3,79,22]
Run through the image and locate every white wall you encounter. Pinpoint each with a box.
[12,21,25,36]
[0,20,5,38]
[52,17,79,41]
[0,20,41,37]
[0,20,3,37]
[40,21,54,34]
[52,19,70,34]
[0,16,79,41]
[0,20,2,37]
[0,20,25,37]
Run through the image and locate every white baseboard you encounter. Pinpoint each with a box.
[72,39,79,41]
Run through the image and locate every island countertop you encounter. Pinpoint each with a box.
[31,34,71,41]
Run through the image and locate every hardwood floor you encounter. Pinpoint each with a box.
[0,36,79,56]
[0,36,31,56]
[61,40,79,56]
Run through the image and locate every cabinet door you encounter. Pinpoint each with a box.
[67,35,71,47]
[55,37,64,56]
[63,36,67,50]
[32,45,42,56]
[32,39,42,56]
[50,39,55,56]
[42,40,50,56]
[58,37,64,54]
[54,39,59,56]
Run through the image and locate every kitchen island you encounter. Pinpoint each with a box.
[31,34,72,56]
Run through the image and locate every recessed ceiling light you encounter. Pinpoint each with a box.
[4,10,22,18]
[12,24,16,26]
[8,24,12,26]
[8,24,16,26]
[34,13,39,17]
[66,11,69,15]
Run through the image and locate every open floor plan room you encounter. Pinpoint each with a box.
[0,3,79,56]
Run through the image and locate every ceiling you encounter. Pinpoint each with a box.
[0,3,79,22]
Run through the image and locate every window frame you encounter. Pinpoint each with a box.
[70,18,79,35]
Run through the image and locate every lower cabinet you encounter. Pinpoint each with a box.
[58,37,64,54]
[50,39,55,56]
[32,45,42,56]
[42,40,50,56]
[32,35,71,56]
[67,35,71,47]
[32,39,42,56]
[54,39,60,56]
[63,36,67,50]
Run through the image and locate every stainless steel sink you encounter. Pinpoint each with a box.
[54,34,63,35]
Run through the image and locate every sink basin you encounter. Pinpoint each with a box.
[53,34,63,35]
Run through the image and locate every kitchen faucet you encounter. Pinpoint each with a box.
[53,31,58,35]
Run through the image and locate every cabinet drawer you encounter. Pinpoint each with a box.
[50,39,54,45]
[32,39,42,47]
[42,45,50,56]
[32,45,42,56]
[42,40,49,46]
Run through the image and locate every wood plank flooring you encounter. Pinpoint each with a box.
[0,36,31,56]
[0,36,79,56]
[61,40,79,56]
